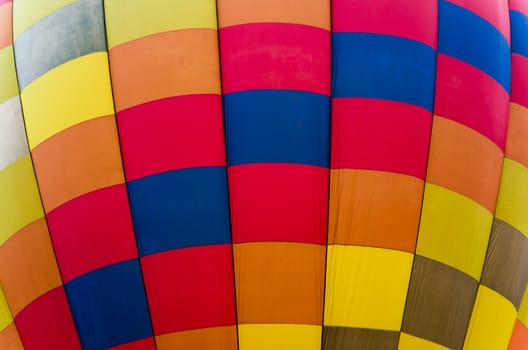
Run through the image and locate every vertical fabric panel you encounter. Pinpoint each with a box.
[105,1,237,348]
[402,1,511,349]
[0,1,80,348]
[218,1,331,348]
[501,0,528,348]
[466,0,526,348]
[325,1,437,348]
[13,0,154,348]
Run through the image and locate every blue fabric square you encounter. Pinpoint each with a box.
[65,259,153,350]
[128,166,232,256]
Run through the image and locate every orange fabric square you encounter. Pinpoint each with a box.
[155,326,237,350]
[31,116,124,212]
[328,169,423,253]
[0,218,62,314]
[234,242,326,325]
[427,116,503,212]
[0,323,24,350]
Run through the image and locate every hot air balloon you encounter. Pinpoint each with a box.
[0,0,526,349]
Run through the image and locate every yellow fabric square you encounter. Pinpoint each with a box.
[238,324,321,350]
[0,156,44,245]
[21,52,115,149]
[463,286,516,350]
[416,183,493,280]
[105,0,218,49]
[0,47,19,104]
[12,0,76,39]
[0,286,13,332]
[398,332,449,350]
[324,245,413,330]
[495,159,528,238]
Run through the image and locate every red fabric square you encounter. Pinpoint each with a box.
[141,244,236,334]
[47,185,138,282]
[15,287,81,350]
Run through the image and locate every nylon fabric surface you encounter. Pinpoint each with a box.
[0,1,527,349]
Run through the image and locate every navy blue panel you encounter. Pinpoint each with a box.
[128,166,232,257]
[511,10,528,57]
[438,0,511,92]
[332,33,436,110]
[14,0,106,89]
[65,259,152,350]
[223,90,330,167]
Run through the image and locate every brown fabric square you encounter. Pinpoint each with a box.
[481,219,528,308]
[402,255,478,350]
[322,326,399,350]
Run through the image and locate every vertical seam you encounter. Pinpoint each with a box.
[100,0,158,347]
[397,0,442,344]
[9,0,82,347]
[461,1,515,348]
[319,1,333,349]
[215,1,240,349]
